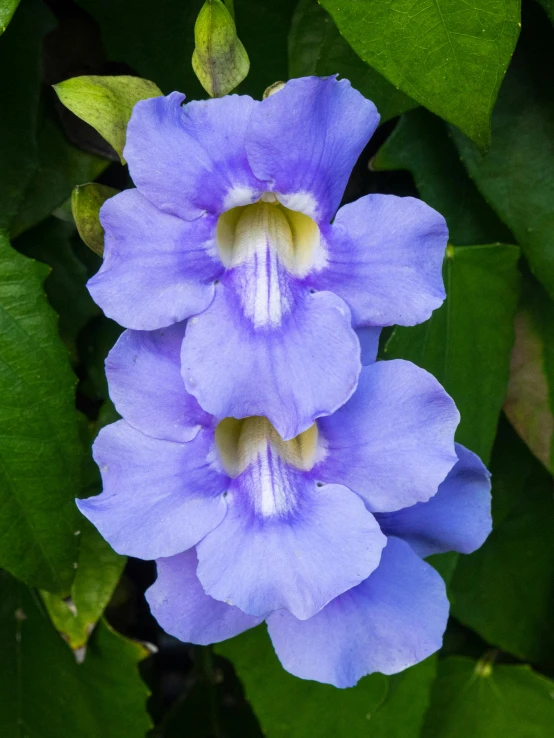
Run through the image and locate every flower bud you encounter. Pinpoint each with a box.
[192,0,249,98]
[71,183,119,257]
[263,81,286,99]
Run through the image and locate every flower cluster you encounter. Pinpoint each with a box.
[80,76,492,688]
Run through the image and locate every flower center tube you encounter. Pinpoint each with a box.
[215,416,320,517]
[216,195,324,327]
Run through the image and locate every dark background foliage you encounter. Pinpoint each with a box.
[1,0,553,735]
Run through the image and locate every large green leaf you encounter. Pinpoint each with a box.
[319,0,520,149]
[216,626,436,738]
[41,519,125,652]
[0,0,19,34]
[387,244,521,464]
[450,422,554,670]
[451,4,554,299]
[0,570,151,737]
[0,0,54,230]
[373,109,512,246]
[11,113,108,238]
[0,232,81,593]
[289,0,416,123]
[504,276,554,472]
[422,656,554,737]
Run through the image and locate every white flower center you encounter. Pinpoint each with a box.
[216,195,324,328]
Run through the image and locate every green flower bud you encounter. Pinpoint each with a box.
[71,183,119,257]
[192,0,249,98]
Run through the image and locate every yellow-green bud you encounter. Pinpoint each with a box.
[192,0,249,98]
[71,183,119,257]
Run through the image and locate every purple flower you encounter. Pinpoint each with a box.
[146,443,491,688]
[78,323,462,623]
[87,76,448,439]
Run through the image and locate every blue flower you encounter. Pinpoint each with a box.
[87,76,448,439]
[77,323,491,687]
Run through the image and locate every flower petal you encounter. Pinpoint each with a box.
[88,189,222,330]
[245,77,379,222]
[315,360,459,512]
[267,537,448,688]
[182,283,361,440]
[125,92,264,220]
[196,460,386,619]
[77,420,227,559]
[376,444,492,557]
[312,195,447,327]
[146,549,262,645]
[106,324,213,443]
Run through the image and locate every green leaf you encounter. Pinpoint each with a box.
[54,75,163,163]
[10,112,108,238]
[422,656,554,738]
[0,570,152,737]
[504,276,554,472]
[0,0,54,230]
[451,5,554,299]
[72,183,119,257]
[216,626,436,738]
[288,0,416,123]
[41,519,125,651]
[387,244,521,464]
[319,0,520,149]
[450,423,554,670]
[0,0,20,34]
[0,232,81,593]
[373,109,512,245]
[193,0,250,97]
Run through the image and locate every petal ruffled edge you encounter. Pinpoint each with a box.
[106,324,214,443]
[78,420,228,559]
[245,76,380,223]
[267,537,449,687]
[182,283,361,439]
[196,472,386,620]
[125,92,265,220]
[88,188,221,330]
[376,443,492,557]
[311,194,447,327]
[315,360,459,512]
[146,549,262,645]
